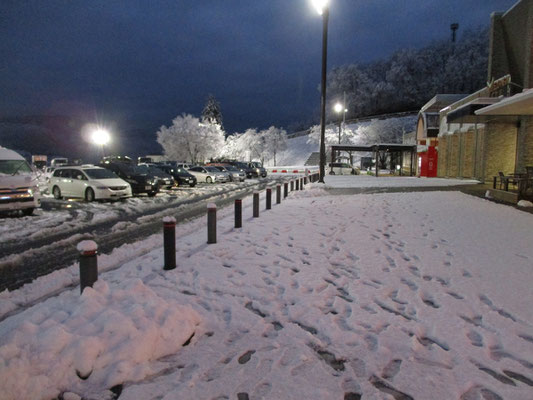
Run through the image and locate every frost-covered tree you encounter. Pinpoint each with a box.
[156,114,225,164]
[325,27,489,119]
[262,126,288,166]
[201,94,223,130]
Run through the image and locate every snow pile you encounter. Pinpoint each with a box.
[517,200,533,208]
[0,278,201,400]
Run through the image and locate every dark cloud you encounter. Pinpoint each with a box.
[0,0,517,138]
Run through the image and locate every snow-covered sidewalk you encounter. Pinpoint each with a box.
[1,185,533,399]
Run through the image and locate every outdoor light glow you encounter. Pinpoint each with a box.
[311,0,329,14]
[91,129,110,145]
[334,103,343,113]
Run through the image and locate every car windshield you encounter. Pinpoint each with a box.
[250,162,263,168]
[0,160,33,175]
[205,166,220,173]
[84,168,118,180]
[224,165,239,172]
[233,162,247,169]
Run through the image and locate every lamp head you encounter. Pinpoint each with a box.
[334,103,343,113]
[91,128,110,146]
[311,0,329,15]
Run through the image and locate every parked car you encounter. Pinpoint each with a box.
[188,166,229,183]
[224,161,257,179]
[247,162,268,178]
[328,162,359,175]
[176,163,194,170]
[50,157,68,168]
[99,159,159,196]
[0,146,41,216]
[157,165,197,187]
[137,163,175,189]
[49,165,132,201]
[210,164,246,182]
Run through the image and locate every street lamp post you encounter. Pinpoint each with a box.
[334,102,343,144]
[311,0,330,183]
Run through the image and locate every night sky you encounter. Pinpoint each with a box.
[1,0,518,137]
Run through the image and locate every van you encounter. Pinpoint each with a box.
[50,157,68,168]
[0,147,41,215]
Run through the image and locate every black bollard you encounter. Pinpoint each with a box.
[78,240,98,294]
[284,182,288,198]
[276,184,281,204]
[266,187,272,210]
[295,179,300,191]
[304,176,308,185]
[290,180,294,191]
[207,203,217,244]
[163,216,176,270]
[301,177,305,190]
[235,198,242,228]
[253,191,260,218]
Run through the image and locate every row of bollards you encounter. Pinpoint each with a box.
[77,173,320,293]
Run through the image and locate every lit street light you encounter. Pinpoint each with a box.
[91,128,110,158]
[311,0,330,183]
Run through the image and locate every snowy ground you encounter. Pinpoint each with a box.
[2,180,533,400]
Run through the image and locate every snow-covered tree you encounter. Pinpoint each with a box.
[325,27,489,118]
[262,126,288,166]
[156,114,225,164]
[201,94,223,130]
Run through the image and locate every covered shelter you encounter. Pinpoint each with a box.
[330,144,417,177]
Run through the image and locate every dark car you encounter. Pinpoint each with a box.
[99,159,159,196]
[137,163,175,189]
[247,162,267,178]
[157,165,197,187]
[224,161,257,179]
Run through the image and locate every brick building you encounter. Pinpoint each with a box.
[423,0,533,183]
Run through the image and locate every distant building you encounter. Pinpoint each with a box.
[420,0,533,186]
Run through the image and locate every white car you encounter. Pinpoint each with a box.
[49,165,132,201]
[0,146,41,216]
[188,166,229,183]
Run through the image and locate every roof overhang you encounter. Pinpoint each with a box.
[475,89,533,116]
[445,97,501,123]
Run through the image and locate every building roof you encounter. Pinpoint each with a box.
[420,94,468,113]
[475,89,533,116]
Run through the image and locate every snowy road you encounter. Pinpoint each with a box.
[0,178,282,291]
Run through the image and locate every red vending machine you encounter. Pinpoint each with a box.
[418,146,438,177]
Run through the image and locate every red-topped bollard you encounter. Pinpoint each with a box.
[77,240,98,294]
[207,203,217,244]
[163,216,176,270]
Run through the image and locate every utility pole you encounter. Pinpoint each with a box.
[450,23,459,43]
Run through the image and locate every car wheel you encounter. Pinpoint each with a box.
[22,208,34,216]
[85,188,95,202]
[206,177,213,183]
[52,186,62,199]
[329,171,336,175]
[189,183,196,187]
[147,191,157,197]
